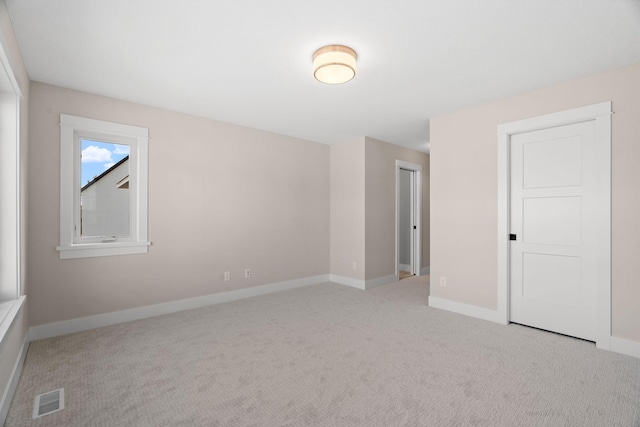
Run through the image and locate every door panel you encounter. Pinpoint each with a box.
[523,136,582,188]
[523,197,582,246]
[522,253,581,306]
[510,120,597,341]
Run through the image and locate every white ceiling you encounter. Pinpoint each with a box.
[6,0,640,152]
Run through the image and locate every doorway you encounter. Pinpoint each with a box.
[497,102,611,349]
[396,160,422,280]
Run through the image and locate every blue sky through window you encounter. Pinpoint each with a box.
[81,140,129,186]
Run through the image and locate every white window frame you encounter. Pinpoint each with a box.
[57,114,150,259]
[0,27,26,342]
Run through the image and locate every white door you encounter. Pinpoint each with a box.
[510,120,597,341]
[407,169,418,275]
[398,169,414,275]
[408,169,417,275]
[409,171,420,276]
[396,160,422,278]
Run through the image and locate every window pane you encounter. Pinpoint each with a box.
[80,140,130,237]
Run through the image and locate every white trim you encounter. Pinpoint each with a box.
[0,328,29,425]
[58,114,149,259]
[0,296,25,341]
[409,170,415,275]
[0,29,22,97]
[30,274,329,341]
[395,160,422,279]
[610,337,640,359]
[429,297,639,360]
[428,296,505,324]
[59,114,147,138]
[420,266,430,275]
[0,32,24,419]
[594,110,612,350]
[396,161,423,171]
[497,102,612,347]
[56,241,151,259]
[497,129,510,325]
[330,274,365,290]
[330,274,398,290]
[365,274,397,289]
[0,30,22,304]
[497,103,612,136]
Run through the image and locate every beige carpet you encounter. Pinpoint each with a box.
[6,276,640,426]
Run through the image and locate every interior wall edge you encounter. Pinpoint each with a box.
[0,331,29,425]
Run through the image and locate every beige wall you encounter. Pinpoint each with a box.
[0,0,30,413]
[29,83,431,326]
[329,137,430,283]
[364,137,430,280]
[430,63,640,342]
[330,139,365,280]
[28,82,330,326]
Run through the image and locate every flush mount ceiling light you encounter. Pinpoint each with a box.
[313,45,357,85]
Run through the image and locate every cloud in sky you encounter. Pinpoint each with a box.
[103,162,116,170]
[82,145,113,163]
[113,144,130,155]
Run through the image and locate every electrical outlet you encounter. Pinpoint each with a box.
[224,271,230,281]
[352,262,357,270]
[439,276,447,287]
[245,269,251,278]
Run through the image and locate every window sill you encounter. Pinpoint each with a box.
[56,241,151,259]
[0,295,26,345]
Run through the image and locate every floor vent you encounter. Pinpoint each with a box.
[32,388,64,419]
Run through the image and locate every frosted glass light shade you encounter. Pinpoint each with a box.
[313,45,357,84]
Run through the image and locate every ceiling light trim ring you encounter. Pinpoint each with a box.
[314,63,356,77]
[312,44,358,85]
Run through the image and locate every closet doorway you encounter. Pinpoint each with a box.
[396,160,422,280]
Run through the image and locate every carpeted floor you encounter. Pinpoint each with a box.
[6,276,640,426]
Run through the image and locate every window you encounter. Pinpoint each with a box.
[0,36,25,336]
[80,140,130,240]
[0,91,20,301]
[57,114,149,259]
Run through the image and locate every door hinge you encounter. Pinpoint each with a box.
[509,234,517,241]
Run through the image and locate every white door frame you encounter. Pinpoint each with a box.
[409,171,415,274]
[496,102,612,349]
[396,160,422,277]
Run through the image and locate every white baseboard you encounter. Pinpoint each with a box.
[365,274,398,289]
[330,274,365,290]
[399,264,411,272]
[610,336,640,359]
[30,274,330,341]
[429,297,639,359]
[0,332,29,425]
[428,296,503,324]
[330,274,399,290]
